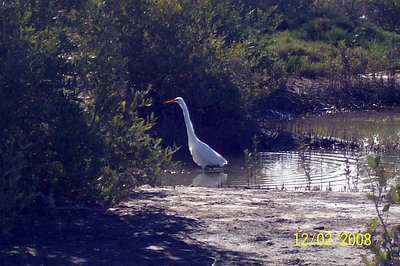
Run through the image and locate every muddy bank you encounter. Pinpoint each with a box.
[263,75,400,119]
[1,187,399,265]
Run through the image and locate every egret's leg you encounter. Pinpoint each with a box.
[201,166,205,173]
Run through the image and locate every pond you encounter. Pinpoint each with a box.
[160,108,400,191]
[268,108,400,151]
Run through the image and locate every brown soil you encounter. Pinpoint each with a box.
[1,187,399,265]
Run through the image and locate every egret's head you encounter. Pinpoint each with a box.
[164,97,184,105]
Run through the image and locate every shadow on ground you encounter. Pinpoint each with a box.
[0,191,262,265]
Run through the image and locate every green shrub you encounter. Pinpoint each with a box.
[0,0,175,208]
[96,95,174,205]
[363,156,400,265]
[298,16,353,44]
[266,31,340,77]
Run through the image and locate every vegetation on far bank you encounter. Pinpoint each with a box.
[1,0,400,235]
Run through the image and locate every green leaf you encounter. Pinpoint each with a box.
[367,217,379,234]
[382,169,391,182]
[367,156,380,170]
[22,11,32,22]
[391,188,400,202]
[382,203,390,212]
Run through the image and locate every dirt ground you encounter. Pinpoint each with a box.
[1,186,399,265]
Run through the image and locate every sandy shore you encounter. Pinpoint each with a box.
[1,186,399,265]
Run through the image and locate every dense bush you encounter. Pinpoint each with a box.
[0,1,102,206]
[0,0,175,226]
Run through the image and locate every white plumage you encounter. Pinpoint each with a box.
[164,97,228,172]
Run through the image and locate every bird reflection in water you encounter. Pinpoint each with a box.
[191,172,227,188]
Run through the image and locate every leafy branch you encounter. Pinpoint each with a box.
[363,156,400,265]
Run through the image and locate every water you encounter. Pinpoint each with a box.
[160,109,400,191]
[160,150,398,191]
[268,108,400,151]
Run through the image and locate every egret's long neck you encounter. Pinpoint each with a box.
[178,101,198,145]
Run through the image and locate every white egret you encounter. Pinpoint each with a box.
[164,97,228,173]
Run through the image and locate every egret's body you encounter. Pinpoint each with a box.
[164,97,228,172]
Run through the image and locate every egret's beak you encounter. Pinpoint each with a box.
[164,99,176,104]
